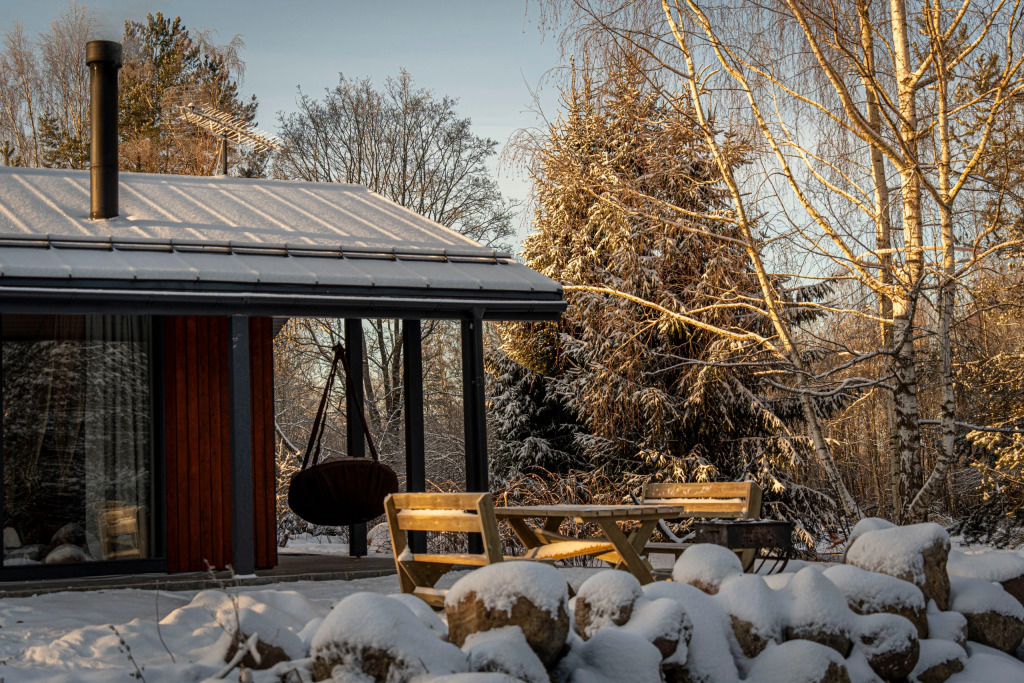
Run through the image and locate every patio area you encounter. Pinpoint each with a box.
[0,553,396,598]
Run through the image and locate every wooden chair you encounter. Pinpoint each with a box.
[94,501,143,560]
[385,492,613,606]
[384,492,509,607]
[641,481,763,568]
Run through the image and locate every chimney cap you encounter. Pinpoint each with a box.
[86,40,122,68]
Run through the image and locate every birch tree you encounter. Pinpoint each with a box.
[541,0,1024,522]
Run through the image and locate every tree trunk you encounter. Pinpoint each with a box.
[906,13,956,521]
[889,0,925,522]
[857,0,900,518]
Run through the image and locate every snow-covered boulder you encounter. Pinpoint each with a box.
[717,574,782,658]
[310,592,467,681]
[783,567,853,656]
[555,629,664,683]
[44,543,88,564]
[845,523,950,610]
[850,611,919,680]
[947,548,1024,583]
[620,597,692,662]
[925,602,967,648]
[389,593,448,638]
[644,581,740,683]
[6,542,46,562]
[410,676,520,683]
[643,581,741,683]
[445,561,570,666]
[671,543,743,595]
[909,639,966,683]
[210,591,310,670]
[823,564,927,638]
[367,522,393,555]
[3,526,20,548]
[947,548,1024,610]
[461,626,549,683]
[573,570,643,639]
[745,640,851,683]
[846,517,895,548]
[948,575,1024,653]
[48,522,87,552]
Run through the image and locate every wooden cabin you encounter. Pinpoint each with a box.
[0,42,564,582]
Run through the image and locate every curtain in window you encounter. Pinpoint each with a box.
[2,315,153,565]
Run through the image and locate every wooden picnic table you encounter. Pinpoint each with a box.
[493,503,688,584]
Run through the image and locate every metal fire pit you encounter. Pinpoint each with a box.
[692,520,794,574]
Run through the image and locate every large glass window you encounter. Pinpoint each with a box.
[2,315,155,566]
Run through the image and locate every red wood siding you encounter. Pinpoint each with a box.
[249,317,277,570]
[164,316,276,572]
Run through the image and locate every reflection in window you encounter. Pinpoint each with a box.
[2,315,154,566]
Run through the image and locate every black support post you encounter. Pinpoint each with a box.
[0,320,4,567]
[462,313,488,554]
[345,318,368,557]
[227,315,255,575]
[402,319,427,553]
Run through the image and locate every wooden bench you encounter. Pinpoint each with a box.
[640,481,763,569]
[385,492,614,607]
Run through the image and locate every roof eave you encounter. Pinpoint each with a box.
[0,281,567,321]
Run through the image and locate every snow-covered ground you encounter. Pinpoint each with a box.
[0,568,599,682]
[2,521,1024,682]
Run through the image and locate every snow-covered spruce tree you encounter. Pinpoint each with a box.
[487,346,587,481]
[491,55,841,534]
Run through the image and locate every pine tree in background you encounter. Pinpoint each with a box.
[492,55,841,533]
[119,12,258,175]
[38,107,87,169]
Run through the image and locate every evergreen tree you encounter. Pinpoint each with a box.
[487,347,587,481]
[38,107,87,169]
[492,56,840,531]
[119,13,258,175]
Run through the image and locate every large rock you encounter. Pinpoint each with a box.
[851,612,919,681]
[3,526,21,549]
[926,603,967,648]
[843,518,896,560]
[574,570,642,639]
[948,575,1024,653]
[311,592,466,681]
[48,522,87,553]
[717,574,782,658]
[823,564,927,638]
[9,543,48,563]
[555,629,664,683]
[620,597,692,662]
[671,544,743,595]
[845,523,950,610]
[445,562,570,666]
[644,581,740,683]
[947,548,1024,611]
[909,639,966,683]
[745,640,851,683]
[461,626,549,683]
[44,543,88,564]
[223,634,290,671]
[784,568,853,656]
[367,523,392,555]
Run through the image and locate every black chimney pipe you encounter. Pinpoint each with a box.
[87,40,122,220]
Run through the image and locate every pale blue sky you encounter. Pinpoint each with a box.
[3,1,566,238]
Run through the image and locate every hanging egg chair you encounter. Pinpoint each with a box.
[288,343,398,526]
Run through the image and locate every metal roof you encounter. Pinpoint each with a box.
[0,167,564,319]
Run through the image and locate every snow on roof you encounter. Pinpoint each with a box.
[0,166,489,250]
[0,167,564,318]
